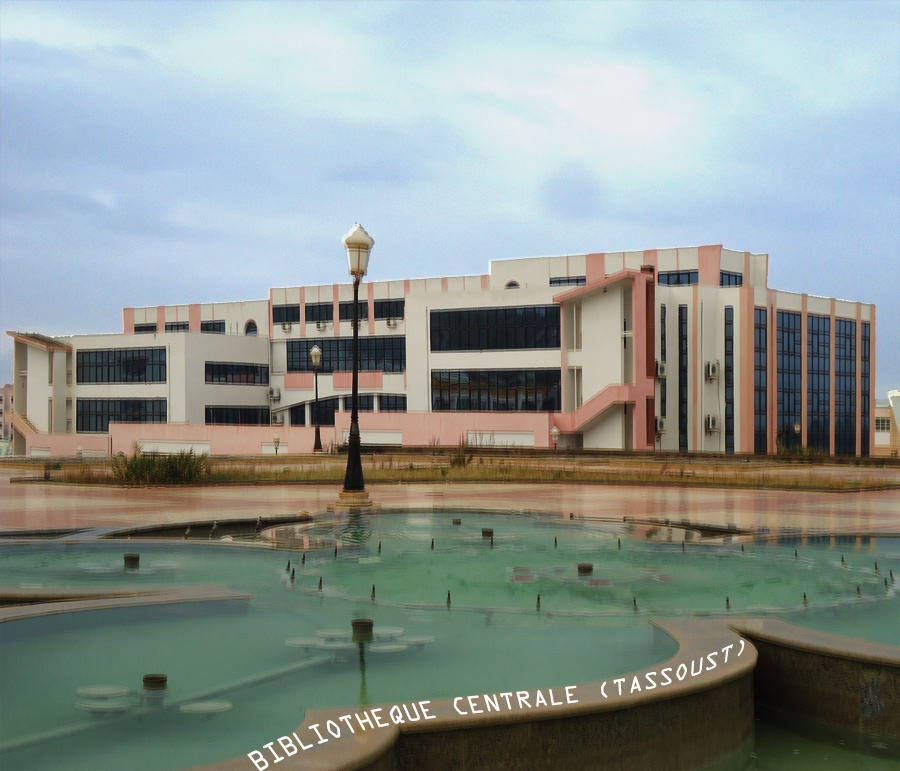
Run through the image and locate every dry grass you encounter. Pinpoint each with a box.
[38,451,900,492]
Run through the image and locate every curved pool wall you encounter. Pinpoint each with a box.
[731,617,900,753]
[0,510,896,768]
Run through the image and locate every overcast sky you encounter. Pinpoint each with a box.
[1,0,898,396]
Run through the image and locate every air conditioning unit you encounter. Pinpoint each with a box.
[316,320,328,331]
[655,417,666,434]
[705,361,720,381]
[271,414,284,425]
[656,361,668,380]
[281,322,292,332]
[268,387,281,402]
[705,415,720,433]
[386,318,398,329]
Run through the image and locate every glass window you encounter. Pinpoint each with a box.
[245,320,258,336]
[343,395,374,412]
[200,320,225,334]
[204,362,269,385]
[379,394,407,412]
[286,337,406,373]
[777,311,802,451]
[76,399,167,433]
[659,271,698,286]
[861,321,870,457]
[273,305,301,324]
[549,276,586,287]
[165,322,190,332]
[374,299,405,320]
[133,323,157,334]
[807,314,830,452]
[719,271,743,287]
[430,369,560,412]
[205,406,270,425]
[298,397,339,427]
[754,308,767,453]
[76,348,166,384]
[835,318,856,456]
[429,306,560,351]
[339,301,369,321]
[305,303,333,323]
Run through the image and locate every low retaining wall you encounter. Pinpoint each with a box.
[731,618,900,752]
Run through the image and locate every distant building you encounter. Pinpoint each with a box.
[6,244,876,457]
[873,391,900,458]
[1,383,13,447]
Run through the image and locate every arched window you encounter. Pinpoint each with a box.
[505,281,520,289]
[245,320,258,336]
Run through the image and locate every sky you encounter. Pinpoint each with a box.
[1,0,898,397]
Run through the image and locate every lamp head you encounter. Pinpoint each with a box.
[343,224,373,278]
[310,344,322,369]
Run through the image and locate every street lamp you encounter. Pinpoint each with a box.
[550,426,560,450]
[342,224,373,494]
[310,344,323,452]
[273,433,280,456]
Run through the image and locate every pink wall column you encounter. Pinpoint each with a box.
[642,249,658,270]
[829,299,836,455]
[441,277,448,292]
[189,304,201,333]
[869,306,876,457]
[800,295,808,447]
[630,272,655,450]
[480,275,488,290]
[122,308,135,334]
[585,253,605,283]
[156,306,166,331]
[855,304,863,456]
[698,245,721,287]
[559,301,568,413]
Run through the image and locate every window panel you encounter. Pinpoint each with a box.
[76,398,166,432]
[429,306,560,351]
[76,348,166,384]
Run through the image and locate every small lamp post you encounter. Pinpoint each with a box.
[550,426,560,450]
[342,224,373,494]
[310,344,323,452]
[794,421,802,450]
[273,433,280,456]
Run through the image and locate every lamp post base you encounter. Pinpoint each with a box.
[330,489,375,512]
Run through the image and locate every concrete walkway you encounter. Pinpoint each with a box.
[1,469,898,535]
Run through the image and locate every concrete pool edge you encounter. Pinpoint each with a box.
[0,584,251,620]
[194,618,757,771]
[729,617,900,751]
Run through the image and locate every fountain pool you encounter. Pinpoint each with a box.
[0,510,897,770]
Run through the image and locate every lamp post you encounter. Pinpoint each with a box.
[273,433,280,456]
[550,426,560,450]
[342,224,373,494]
[310,344,323,452]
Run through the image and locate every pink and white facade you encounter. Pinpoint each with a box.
[7,245,875,457]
